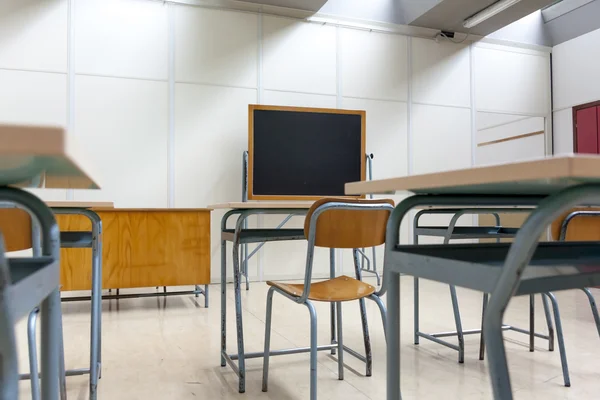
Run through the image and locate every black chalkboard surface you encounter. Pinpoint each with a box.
[248,105,365,200]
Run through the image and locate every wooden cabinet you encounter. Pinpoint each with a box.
[574,103,600,154]
[56,209,211,291]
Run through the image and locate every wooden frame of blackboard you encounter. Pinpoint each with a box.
[248,104,366,201]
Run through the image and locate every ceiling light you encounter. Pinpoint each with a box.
[463,0,523,29]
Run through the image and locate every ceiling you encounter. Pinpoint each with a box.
[239,0,600,45]
[241,0,556,36]
[406,0,556,36]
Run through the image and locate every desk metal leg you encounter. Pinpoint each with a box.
[89,216,102,400]
[387,272,401,400]
[479,293,488,360]
[529,295,535,352]
[449,285,465,363]
[413,277,419,345]
[40,289,61,400]
[0,244,18,400]
[232,236,246,393]
[220,239,227,367]
[27,309,41,400]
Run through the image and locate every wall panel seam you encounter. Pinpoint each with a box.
[66,0,75,201]
[167,3,176,208]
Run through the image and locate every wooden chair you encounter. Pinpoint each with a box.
[262,198,393,400]
[551,208,600,338]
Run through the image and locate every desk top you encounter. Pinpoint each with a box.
[47,201,114,208]
[209,201,314,210]
[0,124,100,189]
[345,155,600,196]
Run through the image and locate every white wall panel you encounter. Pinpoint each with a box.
[553,109,574,155]
[262,91,336,108]
[342,98,408,178]
[411,38,470,108]
[175,6,257,88]
[0,69,67,125]
[340,29,408,101]
[474,46,549,115]
[412,104,471,174]
[553,27,600,110]
[262,16,336,95]
[0,69,68,201]
[75,0,168,80]
[174,83,257,280]
[477,112,524,131]
[73,75,168,207]
[0,0,68,72]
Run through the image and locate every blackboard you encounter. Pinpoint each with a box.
[248,105,365,200]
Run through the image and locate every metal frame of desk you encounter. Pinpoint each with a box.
[0,187,64,400]
[24,208,103,400]
[379,189,600,400]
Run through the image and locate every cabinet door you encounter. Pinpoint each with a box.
[575,106,599,154]
[598,106,600,153]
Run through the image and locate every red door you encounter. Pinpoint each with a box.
[575,106,599,154]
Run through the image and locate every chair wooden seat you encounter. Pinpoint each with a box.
[267,275,376,302]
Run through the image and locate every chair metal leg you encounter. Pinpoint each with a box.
[336,302,344,380]
[330,248,337,356]
[449,285,465,363]
[544,292,570,387]
[541,293,555,352]
[306,300,318,400]
[353,248,373,376]
[262,287,276,392]
[28,308,41,400]
[369,294,388,342]
[479,293,488,361]
[581,288,600,339]
[414,277,419,345]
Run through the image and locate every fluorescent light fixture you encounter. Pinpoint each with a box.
[463,0,523,29]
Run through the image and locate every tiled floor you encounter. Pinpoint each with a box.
[15,278,600,399]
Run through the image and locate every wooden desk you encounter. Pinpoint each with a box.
[346,154,600,400]
[56,208,211,292]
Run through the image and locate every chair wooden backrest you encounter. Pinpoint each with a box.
[550,207,600,241]
[0,209,32,252]
[304,198,395,249]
